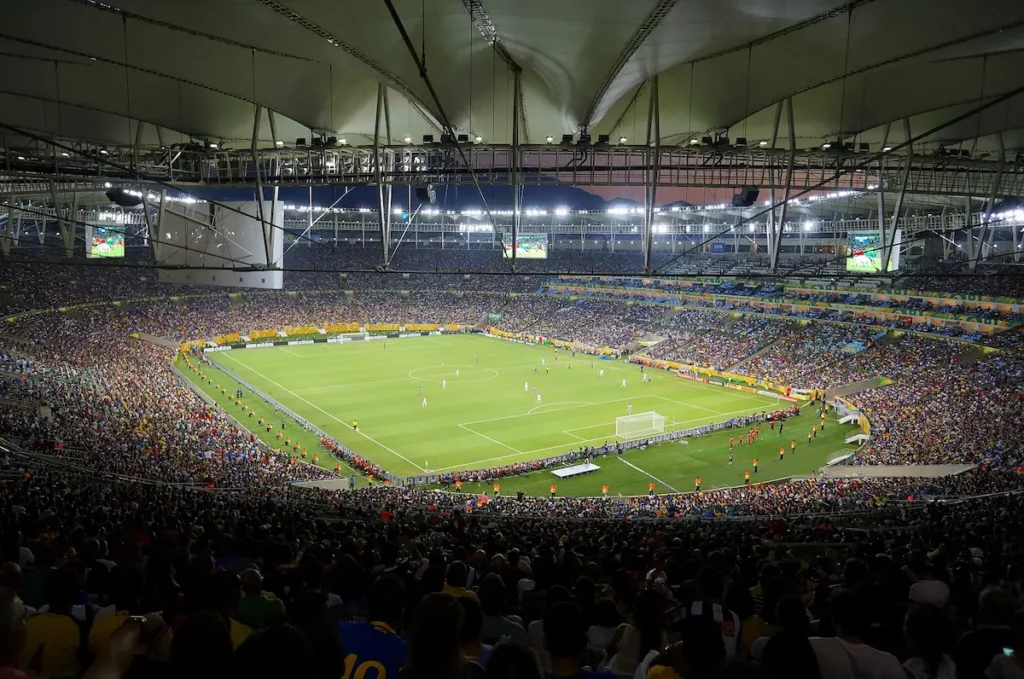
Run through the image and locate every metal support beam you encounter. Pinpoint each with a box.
[881,119,912,273]
[268,110,278,148]
[643,75,661,274]
[11,201,21,247]
[972,132,1005,271]
[373,83,393,268]
[133,122,145,177]
[0,199,12,256]
[142,191,161,263]
[250,105,273,268]
[771,97,796,271]
[766,101,783,264]
[50,181,75,259]
[876,122,891,268]
[511,69,522,273]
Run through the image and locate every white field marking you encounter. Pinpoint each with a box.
[434,405,766,472]
[546,348,772,407]
[616,456,681,493]
[457,424,524,455]
[279,348,303,358]
[293,374,422,394]
[220,352,427,473]
[408,366,499,383]
[459,395,642,427]
[527,401,594,415]
[562,430,589,442]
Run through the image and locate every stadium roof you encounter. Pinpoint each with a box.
[2,0,1024,157]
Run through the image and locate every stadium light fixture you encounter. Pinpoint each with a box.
[275,140,284,147]
[545,135,554,143]
[554,207,570,216]
[61,151,70,157]
[882,145,892,152]
[403,136,412,144]
[99,148,109,155]
[208,142,218,149]
[802,221,815,230]
[619,136,628,144]
[689,138,699,145]
[821,143,831,149]
[474,136,483,143]
[759,141,768,147]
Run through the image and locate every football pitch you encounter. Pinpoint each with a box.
[197,334,859,497]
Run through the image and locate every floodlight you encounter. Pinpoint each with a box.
[474,136,482,143]
[759,140,768,147]
[545,135,554,143]
[403,136,412,144]
[619,136,628,144]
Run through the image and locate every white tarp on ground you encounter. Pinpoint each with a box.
[552,462,601,478]
[821,464,976,479]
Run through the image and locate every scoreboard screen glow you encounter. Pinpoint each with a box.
[502,233,548,259]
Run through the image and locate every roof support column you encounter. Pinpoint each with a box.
[766,101,783,270]
[133,122,146,178]
[972,132,1004,271]
[12,202,21,247]
[374,83,393,268]
[0,199,12,257]
[643,75,661,274]
[250,105,274,268]
[268,110,278,148]
[876,123,891,271]
[881,119,912,273]
[772,97,796,271]
[50,181,75,259]
[142,190,162,264]
[511,68,522,273]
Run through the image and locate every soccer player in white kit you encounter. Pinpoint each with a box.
[524,381,529,391]
[442,379,446,389]
[536,393,542,405]
[599,369,604,378]
[422,397,427,407]
[621,379,627,389]
[541,357,546,366]
[627,403,633,415]
[456,369,460,377]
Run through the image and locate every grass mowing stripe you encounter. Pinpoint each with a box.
[221,352,428,473]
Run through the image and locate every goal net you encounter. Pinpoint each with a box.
[615,411,666,439]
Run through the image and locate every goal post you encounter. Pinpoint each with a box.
[615,411,666,439]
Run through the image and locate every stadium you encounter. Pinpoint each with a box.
[1,1,1024,678]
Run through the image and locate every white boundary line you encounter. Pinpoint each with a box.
[457,424,524,454]
[433,405,765,472]
[616,457,680,493]
[279,348,303,358]
[221,352,428,473]
[527,401,593,415]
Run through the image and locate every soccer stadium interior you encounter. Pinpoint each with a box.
[2,1,1024,678]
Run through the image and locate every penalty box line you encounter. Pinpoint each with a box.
[437,404,767,473]
[220,353,428,473]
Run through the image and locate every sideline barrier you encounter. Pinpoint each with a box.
[205,358,404,487]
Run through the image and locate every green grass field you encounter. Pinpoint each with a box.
[191,334,859,496]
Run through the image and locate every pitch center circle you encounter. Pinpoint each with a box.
[407,365,499,383]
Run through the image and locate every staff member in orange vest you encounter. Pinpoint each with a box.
[791,439,797,455]
[602,484,609,497]
[779,446,785,461]
[493,482,500,496]
[694,477,701,492]
[550,483,557,498]
[648,481,656,496]
[752,457,759,473]
[744,470,751,485]
[455,479,462,492]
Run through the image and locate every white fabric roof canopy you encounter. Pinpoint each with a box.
[1,0,1023,155]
